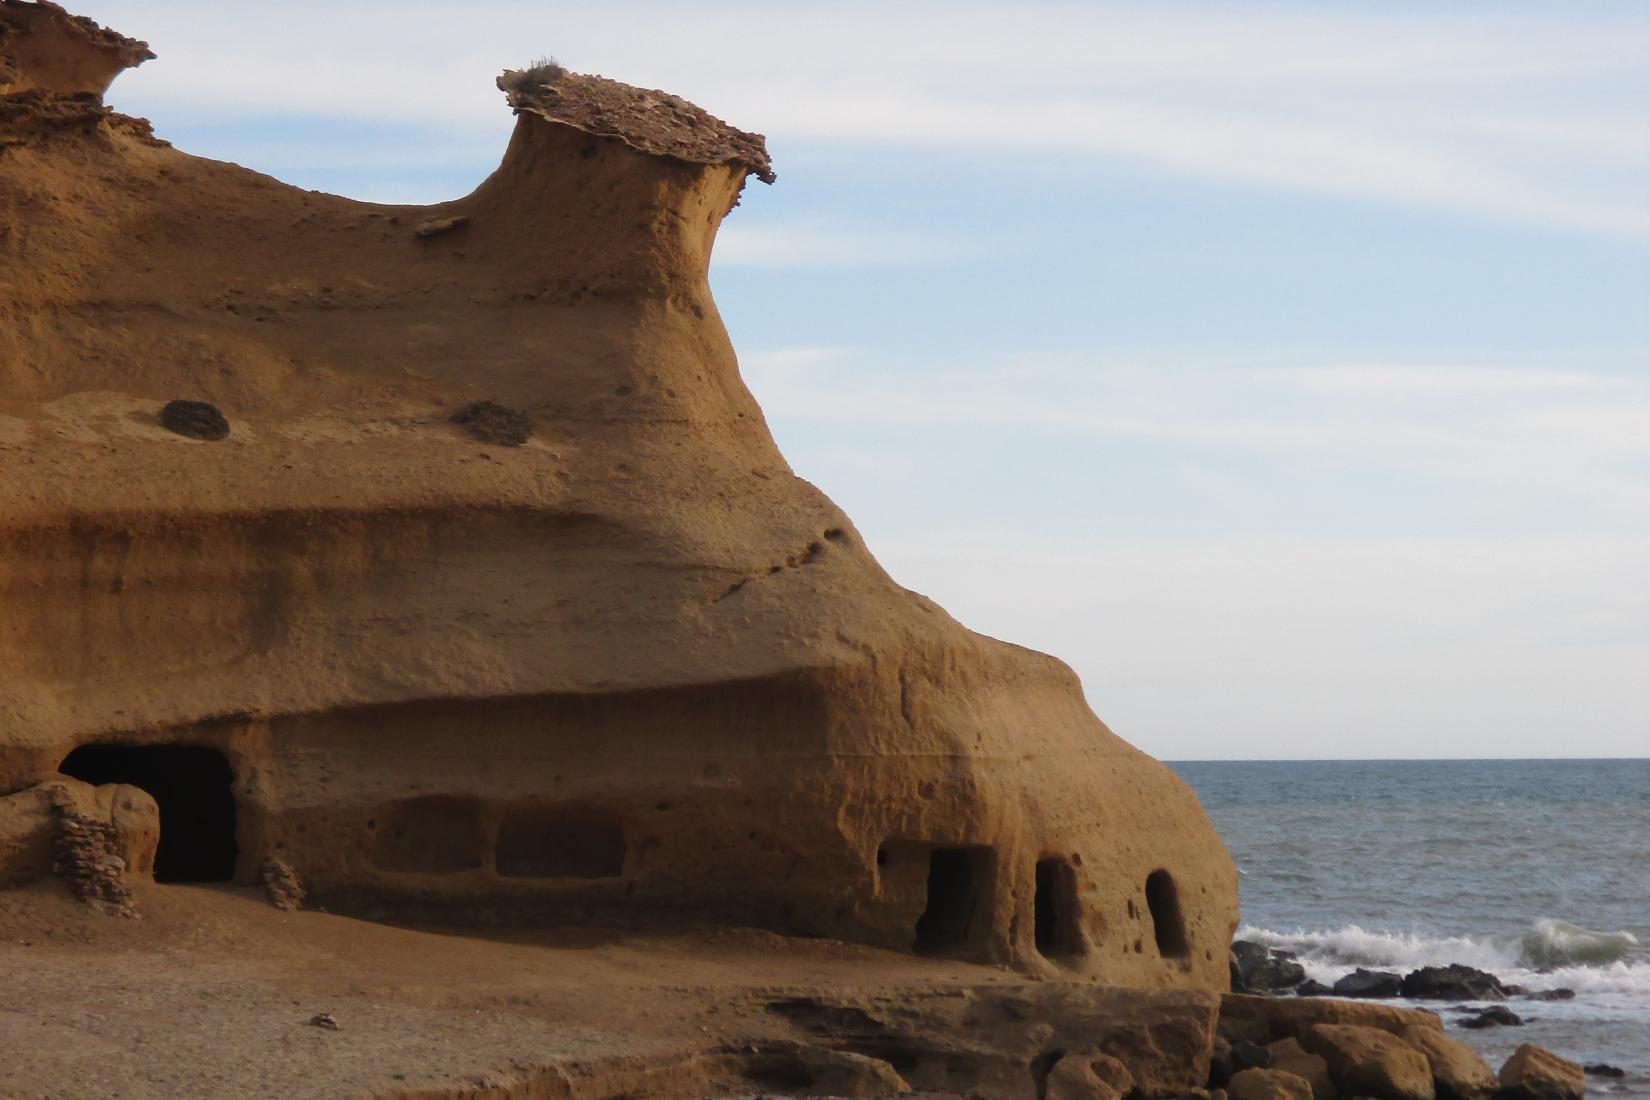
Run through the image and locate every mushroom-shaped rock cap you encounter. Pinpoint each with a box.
[499,65,775,185]
[0,0,153,97]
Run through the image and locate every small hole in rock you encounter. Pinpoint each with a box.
[450,401,531,447]
[160,400,231,442]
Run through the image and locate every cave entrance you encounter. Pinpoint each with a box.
[1145,868,1188,958]
[58,744,238,883]
[914,846,992,955]
[1034,857,1082,961]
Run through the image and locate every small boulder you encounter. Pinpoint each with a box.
[1498,1044,1584,1100]
[1523,988,1574,1002]
[1230,1068,1315,1100]
[1266,1038,1336,1100]
[260,858,305,911]
[1456,1005,1521,1029]
[1300,1024,1434,1100]
[1332,969,1403,999]
[1295,979,1331,997]
[1399,965,1505,1001]
[1046,1051,1132,1100]
[1233,941,1309,993]
[1584,1064,1625,1079]
[160,399,231,441]
[1399,1024,1497,1100]
[1233,1039,1274,1072]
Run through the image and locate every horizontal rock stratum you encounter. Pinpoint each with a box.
[0,0,1238,986]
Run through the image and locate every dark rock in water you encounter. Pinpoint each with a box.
[1293,979,1330,997]
[1400,963,1506,1001]
[1331,968,1402,998]
[1457,1005,1522,1029]
[1232,940,1308,993]
[1503,984,1529,996]
[1585,1064,1626,1079]
[160,399,230,441]
[451,400,532,446]
[1231,950,1248,993]
[1523,988,1575,1001]
[1231,1038,1273,1072]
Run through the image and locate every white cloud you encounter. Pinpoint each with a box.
[740,346,1650,517]
[74,1,1650,237]
[1272,365,1608,396]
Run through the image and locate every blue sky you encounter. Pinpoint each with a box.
[80,1,1650,758]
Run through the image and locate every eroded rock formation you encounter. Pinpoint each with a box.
[0,1,1238,985]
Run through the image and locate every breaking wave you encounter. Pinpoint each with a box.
[1239,918,1649,998]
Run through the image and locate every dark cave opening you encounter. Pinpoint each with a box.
[1145,868,1189,958]
[914,846,988,955]
[58,743,238,883]
[1034,857,1082,961]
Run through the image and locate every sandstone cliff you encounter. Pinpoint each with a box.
[0,1,1238,987]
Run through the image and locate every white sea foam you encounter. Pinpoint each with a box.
[1239,918,1650,998]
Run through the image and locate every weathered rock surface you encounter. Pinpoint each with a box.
[0,784,55,885]
[1230,1068,1315,1100]
[1046,1051,1133,1100]
[1398,1024,1497,1100]
[1266,1038,1336,1100]
[1220,994,1444,1046]
[1497,1044,1585,1100]
[770,984,1219,1099]
[0,1,1238,985]
[1399,964,1505,1001]
[1299,1024,1434,1100]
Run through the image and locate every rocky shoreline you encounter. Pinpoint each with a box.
[1222,940,1625,1098]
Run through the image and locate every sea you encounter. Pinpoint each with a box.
[1168,759,1650,1094]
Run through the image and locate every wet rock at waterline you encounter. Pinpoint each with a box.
[1332,969,1405,999]
[1399,964,1505,1001]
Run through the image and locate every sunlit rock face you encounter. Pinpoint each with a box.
[0,1,1237,987]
